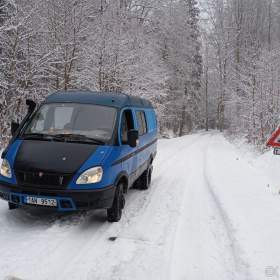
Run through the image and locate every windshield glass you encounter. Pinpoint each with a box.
[23,103,117,142]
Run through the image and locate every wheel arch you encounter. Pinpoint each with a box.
[114,171,129,193]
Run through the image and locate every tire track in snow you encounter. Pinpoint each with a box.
[203,138,252,280]
[100,132,242,280]
[167,133,252,280]
[103,134,214,280]
[166,134,232,280]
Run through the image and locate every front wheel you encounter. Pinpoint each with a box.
[107,183,125,222]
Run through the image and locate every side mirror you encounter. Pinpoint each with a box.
[127,129,139,148]
[26,99,36,114]
[11,121,20,136]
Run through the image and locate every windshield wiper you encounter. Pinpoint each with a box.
[22,133,53,140]
[52,134,105,145]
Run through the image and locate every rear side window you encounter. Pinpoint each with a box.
[145,109,157,132]
[136,111,147,136]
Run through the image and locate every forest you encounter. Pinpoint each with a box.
[0,0,279,148]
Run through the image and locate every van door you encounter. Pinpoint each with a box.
[135,110,149,176]
[120,109,138,182]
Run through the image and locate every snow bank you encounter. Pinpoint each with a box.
[206,134,280,280]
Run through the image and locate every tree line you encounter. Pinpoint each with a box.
[0,0,279,148]
[0,0,202,145]
[202,0,280,147]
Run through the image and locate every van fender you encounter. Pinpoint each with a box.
[114,171,129,193]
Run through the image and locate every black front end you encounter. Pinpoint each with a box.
[0,140,115,211]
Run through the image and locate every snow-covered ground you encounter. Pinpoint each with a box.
[1,132,280,280]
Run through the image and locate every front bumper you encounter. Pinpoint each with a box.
[0,181,115,211]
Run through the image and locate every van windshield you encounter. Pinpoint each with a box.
[23,103,117,143]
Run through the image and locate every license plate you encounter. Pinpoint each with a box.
[26,196,57,207]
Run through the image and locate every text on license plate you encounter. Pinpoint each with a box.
[26,196,57,207]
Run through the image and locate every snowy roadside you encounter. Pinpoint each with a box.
[205,134,280,280]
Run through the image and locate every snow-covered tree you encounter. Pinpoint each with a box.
[0,0,203,144]
[155,0,202,135]
[202,0,280,147]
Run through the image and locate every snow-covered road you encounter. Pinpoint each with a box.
[1,132,280,280]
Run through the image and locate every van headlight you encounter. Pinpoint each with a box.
[76,166,103,184]
[0,159,12,178]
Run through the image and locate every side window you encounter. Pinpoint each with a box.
[146,110,157,132]
[136,111,143,135]
[136,111,147,136]
[141,111,147,134]
[121,109,134,144]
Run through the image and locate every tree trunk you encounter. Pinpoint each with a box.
[205,64,209,131]
[179,104,186,137]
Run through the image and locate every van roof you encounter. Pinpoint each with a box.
[45,90,153,109]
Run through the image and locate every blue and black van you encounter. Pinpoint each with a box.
[0,91,157,222]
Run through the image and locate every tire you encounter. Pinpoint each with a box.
[8,202,18,210]
[137,165,153,190]
[107,183,125,222]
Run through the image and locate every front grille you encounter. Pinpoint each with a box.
[15,170,73,189]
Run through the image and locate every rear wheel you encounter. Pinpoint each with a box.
[136,165,153,190]
[8,202,18,210]
[107,183,125,222]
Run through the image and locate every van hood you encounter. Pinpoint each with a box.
[14,140,98,174]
